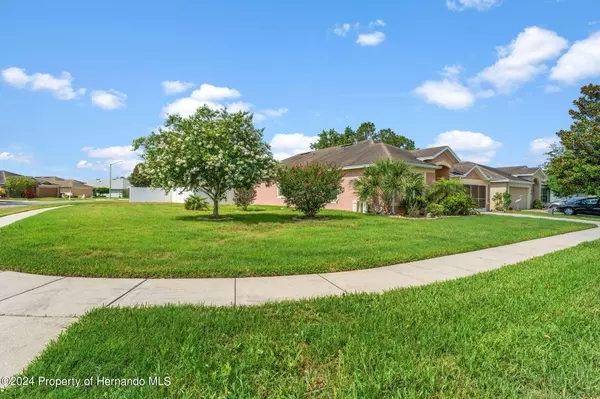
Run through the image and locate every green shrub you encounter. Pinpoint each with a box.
[442,192,478,216]
[277,163,344,218]
[94,187,109,196]
[122,188,130,199]
[426,203,446,217]
[503,191,512,209]
[4,176,37,198]
[184,195,209,211]
[406,203,421,218]
[0,187,6,198]
[426,179,466,204]
[233,187,256,211]
[492,191,513,211]
[492,192,505,211]
[532,198,544,209]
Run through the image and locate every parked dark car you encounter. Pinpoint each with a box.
[556,197,600,216]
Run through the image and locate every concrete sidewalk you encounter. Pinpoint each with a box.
[1,206,600,380]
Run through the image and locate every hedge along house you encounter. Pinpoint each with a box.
[254,140,545,212]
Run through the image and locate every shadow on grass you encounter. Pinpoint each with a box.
[174,211,361,224]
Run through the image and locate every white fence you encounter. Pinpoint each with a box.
[130,187,234,204]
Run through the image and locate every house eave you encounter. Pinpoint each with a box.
[342,162,442,171]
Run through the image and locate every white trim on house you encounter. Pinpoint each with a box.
[491,179,534,185]
[341,162,442,171]
[512,169,547,179]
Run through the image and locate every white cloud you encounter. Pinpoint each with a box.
[369,19,385,29]
[254,108,288,123]
[85,145,137,159]
[475,27,568,93]
[529,136,558,156]
[356,31,385,46]
[333,23,355,37]
[413,79,475,110]
[430,130,502,164]
[262,108,288,117]
[91,89,127,110]
[0,151,32,164]
[269,133,318,161]
[543,85,561,93]
[226,101,253,113]
[1,67,86,100]
[550,31,600,83]
[162,97,222,118]
[162,83,242,117]
[446,0,502,11]
[441,64,463,80]
[77,145,140,174]
[192,83,241,102]
[161,80,194,95]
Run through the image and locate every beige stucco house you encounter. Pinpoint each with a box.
[255,140,546,212]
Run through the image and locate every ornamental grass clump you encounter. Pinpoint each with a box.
[276,163,344,218]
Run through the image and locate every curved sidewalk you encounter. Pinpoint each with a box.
[1,207,599,317]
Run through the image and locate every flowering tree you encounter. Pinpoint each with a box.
[277,163,344,218]
[133,106,277,218]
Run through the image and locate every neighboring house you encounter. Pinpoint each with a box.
[255,140,547,212]
[35,176,94,197]
[85,177,131,198]
[0,170,22,187]
[1,170,61,197]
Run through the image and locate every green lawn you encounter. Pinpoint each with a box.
[0,204,63,217]
[0,203,594,278]
[5,240,600,398]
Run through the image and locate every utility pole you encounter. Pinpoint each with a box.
[109,161,123,199]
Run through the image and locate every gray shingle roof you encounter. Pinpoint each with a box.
[409,146,448,159]
[281,140,438,169]
[495,165,540,175]
[450,162,532,183]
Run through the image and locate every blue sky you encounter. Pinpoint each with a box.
[1,0,599,179]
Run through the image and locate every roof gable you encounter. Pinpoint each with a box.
[410,146,461,163]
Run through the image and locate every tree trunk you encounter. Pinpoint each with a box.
[213,199,219,218]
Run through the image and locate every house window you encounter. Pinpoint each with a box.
[276,185,284,199]
[464,185,487,209]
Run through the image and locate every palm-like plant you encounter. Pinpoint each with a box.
[353,160,424,214]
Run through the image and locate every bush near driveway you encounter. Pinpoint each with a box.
[6,240,600,398]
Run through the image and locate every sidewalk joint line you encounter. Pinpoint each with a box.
[318,274,347,293]
[0,314,78,319]
[106,279,147,307]
[0,277,66,303]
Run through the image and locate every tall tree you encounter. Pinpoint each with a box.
[375,128,416,150]
[133,106,277,218]
[128,163,152,187]
[546,84,600,196]
[310,122,415,150]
